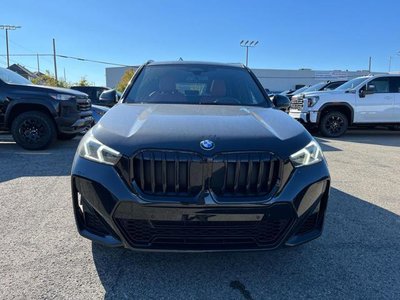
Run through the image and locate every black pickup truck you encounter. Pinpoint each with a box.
[0,67,92,150]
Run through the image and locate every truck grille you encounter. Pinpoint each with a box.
[117,150,282,200]
[76,96,91,112]
[290,97,303,110]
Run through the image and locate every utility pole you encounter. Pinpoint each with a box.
[0,25,21,67]
[388,52,400,72]
[240,40,259,67]
[368,56,372,73]
[52,38,58,81]
[36,53,40,73]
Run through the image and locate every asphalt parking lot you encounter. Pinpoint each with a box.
[1,130,399,299]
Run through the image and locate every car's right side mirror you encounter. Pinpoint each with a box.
[272,94,290,111]
[99,89,118,107]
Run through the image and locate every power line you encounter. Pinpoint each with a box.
[0,53,130,66]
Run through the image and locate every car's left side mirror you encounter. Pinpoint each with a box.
[272,94,291,111]
[99,89,118,107]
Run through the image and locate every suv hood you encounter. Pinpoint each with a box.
[9,83,87,97]
[92,104,312,158]
[302,90,345,98]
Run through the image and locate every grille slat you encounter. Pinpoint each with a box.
[150,153,155,193]
[139,153,145,190]
[290,97,304,110]
[257,157,265,193]
[162,155,167,194]
[246,158,253,193]
[233,159,241,193]
[130,150,281,199]
[175,153,179,193]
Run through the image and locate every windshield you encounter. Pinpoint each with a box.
[335,77,369,91]
[0,68,31,85]
[290,86,309,94]
[125,64,271,106]
[301,82,327,93]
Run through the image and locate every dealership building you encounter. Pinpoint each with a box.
[105,65,373,92]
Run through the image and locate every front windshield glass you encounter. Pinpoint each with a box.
[0,68,31,85]
[125,64,271,107]
[335,77,369,91]
[291,86,309,94]
[301,82,327,93]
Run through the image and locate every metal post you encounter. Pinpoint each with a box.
[240,40,259,67]
[53,38,58,81]
[368,56,372,73]
[0,25,21,68]
[37,53,40,73]
[245,46,249,67]
[5,29,9,67]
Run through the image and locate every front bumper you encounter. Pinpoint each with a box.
[71,155,330,252]
[289,110,319,124]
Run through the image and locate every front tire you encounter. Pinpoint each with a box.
[319,111,348,137]
[11,111,56,150]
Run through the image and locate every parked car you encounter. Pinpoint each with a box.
[281,85,310,100]
[291,80,347,101]
[71,61,330,252]
[0,67,92,149]
[70,86,112,106]
[289,74,400,137]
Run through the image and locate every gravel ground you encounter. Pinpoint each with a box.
[0,129,399,299]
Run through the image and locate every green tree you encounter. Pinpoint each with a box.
[75,76,92,86]
[116,68,135,92]
[31,70,69,88]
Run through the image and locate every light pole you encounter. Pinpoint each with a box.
[240,40,258,67]
[0,25,21,67]
[388,51,400,72]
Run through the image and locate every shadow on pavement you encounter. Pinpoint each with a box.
[314,129,400,148]
[92,188,400,299]
[0,135,80,183]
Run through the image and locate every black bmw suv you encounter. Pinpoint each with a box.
[71,61,330,252]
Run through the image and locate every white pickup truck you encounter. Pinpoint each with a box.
[289,74,400,137]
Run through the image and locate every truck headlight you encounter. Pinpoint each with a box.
[78,131,121,165]
[49,93,73,101]
[307,96,319,107]
[290,140,324,167]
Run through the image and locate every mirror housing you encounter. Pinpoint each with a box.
[365,84,375,95]
[99,89,118,107]
[272,94,291,112]
[359,84,375,98]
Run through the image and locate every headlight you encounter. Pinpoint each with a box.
[49,93,73,101]
[78,131,121,165]
[290,140,324,167]
[307,96,319,107]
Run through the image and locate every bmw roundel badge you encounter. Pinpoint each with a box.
[200,139,215,150]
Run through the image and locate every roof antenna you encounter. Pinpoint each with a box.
[178,57,183,61]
